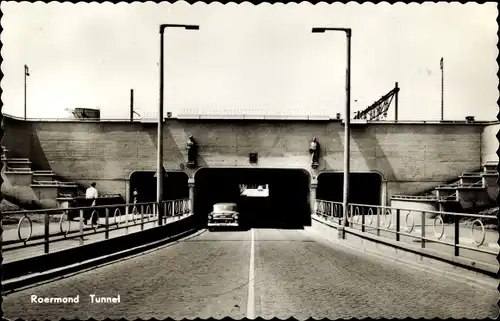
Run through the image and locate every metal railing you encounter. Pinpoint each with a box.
[1,198,191,256]
[436,179,484,189]
[314,200,345,225]
[391,195,438,200]
[437,191,458,201]
[314,200,498,264]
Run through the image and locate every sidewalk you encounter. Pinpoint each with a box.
[2,214,190,264]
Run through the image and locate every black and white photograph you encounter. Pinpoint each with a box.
[0,1,498,319]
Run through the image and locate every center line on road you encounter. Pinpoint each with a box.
[246,228,255,319]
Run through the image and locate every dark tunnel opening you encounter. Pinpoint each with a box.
[129,171,189,203]
[317,172,382,205]
[194,168,311,230]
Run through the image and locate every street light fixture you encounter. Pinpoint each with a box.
[312,27,352,233]
[24,65,30,120]
[157,24,199,226]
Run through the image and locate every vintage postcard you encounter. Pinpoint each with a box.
[1,1,498,320]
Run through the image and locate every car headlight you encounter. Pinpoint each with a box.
[233,214,239,220]
[208,214,213,220]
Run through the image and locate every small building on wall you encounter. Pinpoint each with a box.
[67,108,100,119]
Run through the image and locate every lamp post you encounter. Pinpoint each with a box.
[312,27,352,232]
[158,24,199,226]
[24,65,30,120]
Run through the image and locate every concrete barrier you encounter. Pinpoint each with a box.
[2,214,198,282]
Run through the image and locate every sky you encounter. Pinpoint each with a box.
[1,2,498,121]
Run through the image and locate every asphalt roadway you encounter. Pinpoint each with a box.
[2,228,498,320]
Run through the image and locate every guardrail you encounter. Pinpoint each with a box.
[1,198,190,256]
[436,179,484,189]
[391,195,438,200]
[315,200,344,225]
[314,200,498,266]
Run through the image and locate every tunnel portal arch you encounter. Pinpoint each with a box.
[316,171,383,205]
[129,170,189,203]
[194,167,312,229]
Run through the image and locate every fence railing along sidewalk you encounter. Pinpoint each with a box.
[314,199,499,268]
[1,198,191,260]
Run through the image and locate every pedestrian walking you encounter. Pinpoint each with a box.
[133,188,139,204]
[85,182,99,225]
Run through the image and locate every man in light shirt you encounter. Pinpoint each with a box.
[85,182,98,225]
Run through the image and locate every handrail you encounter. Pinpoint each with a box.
[314,200,498,269]
[437,191,458,201]
[391,195,438,200]
[1,199,192,258]
[347,202,495,218]
[2,201,155,215]
[436,179,484,189]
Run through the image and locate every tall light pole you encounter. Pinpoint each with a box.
[158,24,199,226]
[440,57,444,121]
[24,65,30,120]
[312,27,352,232]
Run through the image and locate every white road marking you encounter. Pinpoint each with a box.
[246,228,255,319]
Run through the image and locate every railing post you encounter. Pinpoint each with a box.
[79,209,84,246]
[421,211,426,248]
[105,208,109,240]
[454,213,460,256]
[141,204,144,231]
[361,206,365,233]
[125,204,130,234]
[376,207,380,236]
[158,201,163,226]
[310,177,318,217]
[188,178,195,216]
[166,201,170,222]
[44,212,49,254]
[396,209,400,241]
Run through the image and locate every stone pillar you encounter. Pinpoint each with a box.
[125,179,130,214]
[380,180,388,207]
[310,177,318,216]
[188,178,195,215]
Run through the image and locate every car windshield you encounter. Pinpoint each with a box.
[214,204,236,212]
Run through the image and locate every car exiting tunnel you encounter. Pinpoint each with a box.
[194,168,311,229]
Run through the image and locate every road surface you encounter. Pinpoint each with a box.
[2,228,498,319]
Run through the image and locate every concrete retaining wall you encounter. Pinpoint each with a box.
[1,116,486,199]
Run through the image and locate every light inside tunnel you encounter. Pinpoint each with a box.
[194,168,311,229]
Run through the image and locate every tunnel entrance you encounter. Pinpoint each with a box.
[317,172,382,205]
[129,171,188,203]
[195,168,311,229]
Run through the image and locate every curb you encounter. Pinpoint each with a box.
[2,227,199,294]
